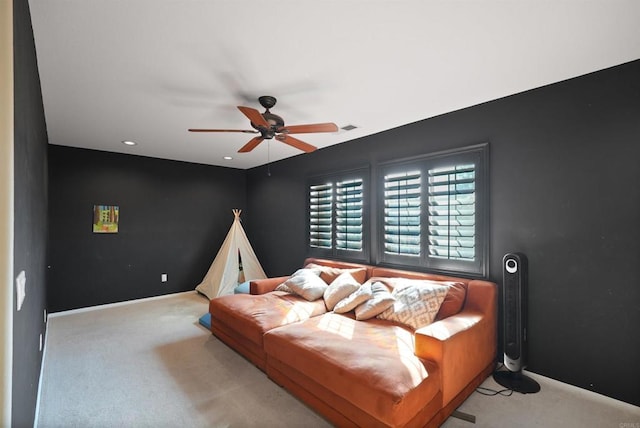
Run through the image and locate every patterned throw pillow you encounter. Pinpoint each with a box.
[377,282,449,329]
[323,272,361,310]
[354,282,396,320]
[279,269,328,301]
[333,282,374,313]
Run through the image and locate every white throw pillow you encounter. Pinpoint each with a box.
[377,282,449,329]
[333,282,373,313]
[275,282,294,293]
[275,268,323,293]
[281,269,328,301]
[323,272,361,310]
[354,282,395,320]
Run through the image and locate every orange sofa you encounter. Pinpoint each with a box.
[208,258,497,427]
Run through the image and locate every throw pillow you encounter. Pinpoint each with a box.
[305,263,368,284]
[323,272,361,310]
[354,282,396,320]
[435,281,467,320]
[333,282,374,313]
[377,281,449,330]
[275,268,323,294]
[275,282,294,293]
[281,269,328,301]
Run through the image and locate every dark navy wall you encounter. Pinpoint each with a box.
[13,0,49,425]
[246,60,640,406]
[48,147,246,312]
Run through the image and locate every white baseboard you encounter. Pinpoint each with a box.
[523,370,640,411]
[33,322,48,428]
[48,290,199,318]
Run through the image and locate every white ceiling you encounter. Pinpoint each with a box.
[29,0,640,170]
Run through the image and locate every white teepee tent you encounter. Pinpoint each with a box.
[195,209,267,298]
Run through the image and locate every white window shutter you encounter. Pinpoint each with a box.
[309,183,333,248]
[383,170,421,256]
[428,164,476,261]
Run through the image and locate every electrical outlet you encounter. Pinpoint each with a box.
[161,273,168,282]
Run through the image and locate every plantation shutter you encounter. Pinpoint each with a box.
[309,183,333,248]
[383,170,421,256]
[427,164,476,260]
[336,178,363,251]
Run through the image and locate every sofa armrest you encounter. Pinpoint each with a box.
[250,276,290,295]
[414,280,497,406]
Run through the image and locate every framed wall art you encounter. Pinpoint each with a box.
[93,204,119,233]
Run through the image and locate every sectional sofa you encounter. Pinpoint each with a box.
[208,258,497,427]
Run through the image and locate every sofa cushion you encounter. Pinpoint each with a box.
[354,281,395,320]
[209,292,328,349]
[333,282,373,313]
[377,280,449,329]
[323,272,361,310]
[263,313,441,427]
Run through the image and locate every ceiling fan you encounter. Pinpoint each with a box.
[188,96,338,153]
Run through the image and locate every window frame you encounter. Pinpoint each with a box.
[307,167,370,263]
[377,143,489,277]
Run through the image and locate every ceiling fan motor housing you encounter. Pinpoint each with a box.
[251,96,284,136]
[258,95,277,109]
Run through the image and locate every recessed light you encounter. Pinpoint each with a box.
[223,156,233,160]
[122,140,137,146]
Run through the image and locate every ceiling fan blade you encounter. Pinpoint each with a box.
[277,123,339,134]
[275,134,317,153]
[238,136,265,153]
[188,128,258,133]
[237,106,270,129]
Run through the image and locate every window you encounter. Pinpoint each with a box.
[308,169,368,261]
[379,144,488,276]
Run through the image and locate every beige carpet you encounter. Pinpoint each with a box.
[37,291,640,428]
[37,292,330,428]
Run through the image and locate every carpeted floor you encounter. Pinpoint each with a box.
[37,291,330,428]
[37,291,640,428]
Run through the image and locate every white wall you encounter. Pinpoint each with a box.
[0,0,15,425]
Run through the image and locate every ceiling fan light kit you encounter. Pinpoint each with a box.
[189,96,338,153]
